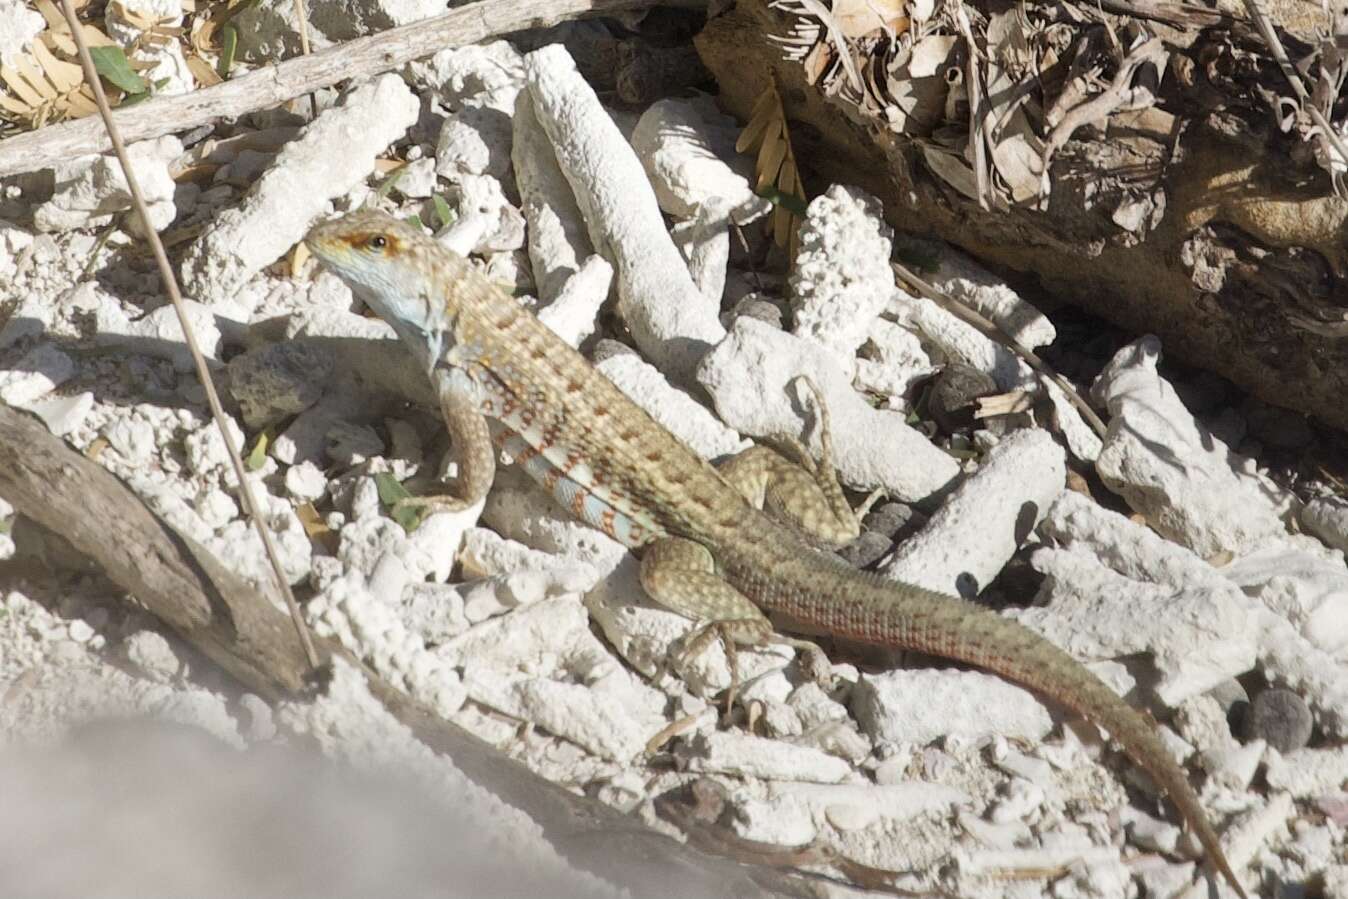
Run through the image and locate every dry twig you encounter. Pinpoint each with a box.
[892,261,1109,439]
[58,0,319,668]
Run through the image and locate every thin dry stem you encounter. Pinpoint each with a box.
[892,261,1109,439]
[57,0,320,669]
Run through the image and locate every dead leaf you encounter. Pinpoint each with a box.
[833,0,907,37]
[736,81,808,256]
[884,36,958,135]
[986,6,1035,74]
[296,502,338,553]
[922,145,981,200]
[990,106,1045,205]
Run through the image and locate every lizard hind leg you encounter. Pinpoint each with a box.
[640,536,823,715]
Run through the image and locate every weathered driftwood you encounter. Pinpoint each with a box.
[0,0,703,179]
[0,402,813,899]
[697,0,1348,431]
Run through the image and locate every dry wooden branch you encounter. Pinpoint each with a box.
[0,402,315,695]
[0,401,813,898]
[0,0,702,178]
[1039,38,1167,182]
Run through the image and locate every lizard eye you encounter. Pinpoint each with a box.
[368,235,387,250]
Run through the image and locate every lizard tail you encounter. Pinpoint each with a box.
[746,556,1249,898]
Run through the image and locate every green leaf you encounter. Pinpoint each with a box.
[218,24,237,79]
[755,183,807,217]
[374,163,407,199]
[373,471,410,506]
[246,430,270,471]
[404,214,424,230]
[90,46,146,95]
[373,472,423,531]
[431,194,456,230]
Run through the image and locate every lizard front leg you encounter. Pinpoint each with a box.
[394,367,496,515]
[718,376,879,547]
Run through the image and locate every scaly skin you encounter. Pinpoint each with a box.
[305,209,1248,898]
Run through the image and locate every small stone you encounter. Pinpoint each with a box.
[928,363,998,434]
[67,619,95,643]
[862,501,924,543]
[22,391,94,436]
[387,418,423,468]
[124,629,181,682]
[104,417,157,464]
[0,343,76,406]
[227,341,334,430]
[722,296,784,330]
[195,488,239,530]
[238,693,276,742]
[1244,687,1313,753]
[836,531,893,570]
[348,476,382,521]
[591,339,637,364]
[1207,678,1249,717]
[324,421,384,466]
[1302,495,1348,555]
[284,461,328,503]
[393,157,438,199]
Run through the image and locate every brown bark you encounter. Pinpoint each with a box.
[696,0,1348,431]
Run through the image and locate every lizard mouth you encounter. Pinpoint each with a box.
[302,222,343,262]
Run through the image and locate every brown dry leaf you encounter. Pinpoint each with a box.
[990,106,1044,204]
[833,0,907,38]
[802,40,831,85]
[290,241,311,277]
[35,0,68,30]
[922,145,981,199]
[295,502,338,553]
[734,88,777,154]
[112,0,161,30]
[2,1,118,127]
[0,37,101,127]
[884,35,958,135]
[756,130,788,192]
[986,6,1034,73]
[31,39,82,93]
[185,53,222,87]
[736,82,808,255]
[1,64,49,108]
[191,15,218,54]
[36,0,110,45]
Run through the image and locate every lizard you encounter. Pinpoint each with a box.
[305,208,1249,899]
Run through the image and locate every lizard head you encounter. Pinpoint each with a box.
[305,208,454,368]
